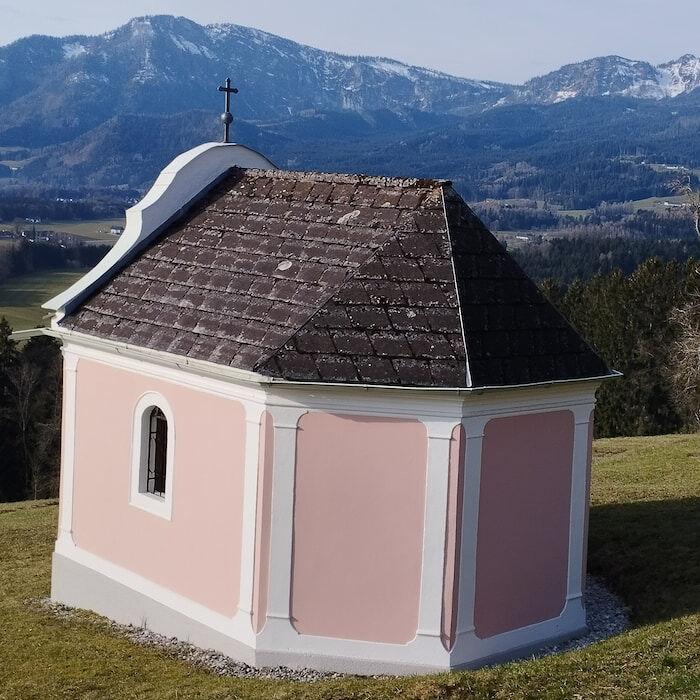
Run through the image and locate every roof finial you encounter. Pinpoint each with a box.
[217,77,238,143]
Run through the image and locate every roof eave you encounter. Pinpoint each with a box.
[42,325,619,396]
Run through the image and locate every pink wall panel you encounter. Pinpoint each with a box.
[252,410,274,633]
[441,423,465,650]
[291,412,427,644]
[474,410,574,639]
[72,359,246,616]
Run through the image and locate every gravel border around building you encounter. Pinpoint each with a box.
[35,574,629,681]
[532,574,630,659]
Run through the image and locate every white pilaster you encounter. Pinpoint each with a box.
[566,402,596,608]
[56,350,79,548]
[415,419,457,644]
[232,402,265,639]
[451,415,487,658]
[255,404,307,646]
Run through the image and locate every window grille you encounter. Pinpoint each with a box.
[147,406,168,496]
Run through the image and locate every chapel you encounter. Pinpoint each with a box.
[43,138,614,674]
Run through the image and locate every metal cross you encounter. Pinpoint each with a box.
[218,78,238,143]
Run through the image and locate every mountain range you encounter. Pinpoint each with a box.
[0,15,698,203]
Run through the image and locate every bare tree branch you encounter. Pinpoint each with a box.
[669,175,700,238]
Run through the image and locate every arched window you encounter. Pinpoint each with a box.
[130,393,175,520]
[147,407,168,496]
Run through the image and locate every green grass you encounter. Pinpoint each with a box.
[0,269,89,331]
[45,219,124,242]
[0,434,698,699]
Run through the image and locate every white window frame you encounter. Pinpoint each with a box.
[130,391,175,520]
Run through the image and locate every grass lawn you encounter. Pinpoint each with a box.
[0,269,89,331]
[0,434,698,699]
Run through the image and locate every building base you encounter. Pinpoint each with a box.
[51,551,587,676]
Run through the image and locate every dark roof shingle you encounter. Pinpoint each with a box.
[61,167,612,388]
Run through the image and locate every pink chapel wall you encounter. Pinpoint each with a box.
[474,410,575,639]
[290,412,428,644]
[71,358,247,617]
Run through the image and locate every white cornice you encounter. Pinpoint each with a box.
[43,142,277,320]
[43,327,613,417]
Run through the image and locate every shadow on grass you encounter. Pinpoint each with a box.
[588,497,700,624]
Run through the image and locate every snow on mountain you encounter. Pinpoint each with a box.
[62,42,87,59]
[0,14,697,151]
[658,54,700,97]
[0,15,512,147]
[512,54,700,105]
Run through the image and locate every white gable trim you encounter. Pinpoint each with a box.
[43,142,277,320]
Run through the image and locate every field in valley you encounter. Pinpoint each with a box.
[0,269,89,331]
[43,219,124,242]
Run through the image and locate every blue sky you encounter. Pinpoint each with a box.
[0,0,697,83]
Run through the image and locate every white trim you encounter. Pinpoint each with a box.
[129,392,176,520]
[44,142,277,318]
[450,595,586,669]
[566,403,596,607]
[56,351,79,547]
[9,327,45,340]
[44,326,616,396]
[236,404,265,626]
[54,538,245,642]
[462,384,600,420]
[49,328,270,388]
[53,534,584,674]
[416,419,458,642]
[61,341,268,408]
[256,405,307,645]
[452,415,486,650]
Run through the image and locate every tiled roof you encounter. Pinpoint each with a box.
[61,167,612,388]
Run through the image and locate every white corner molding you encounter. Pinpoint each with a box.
[43,142,277,320]
[452,415,487,651]
[236,404,266,622]
[566,402,596,607]
[416,419,459,643]
[129,391,176,521]
[56,350,79,548]
[255,405,307,647]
